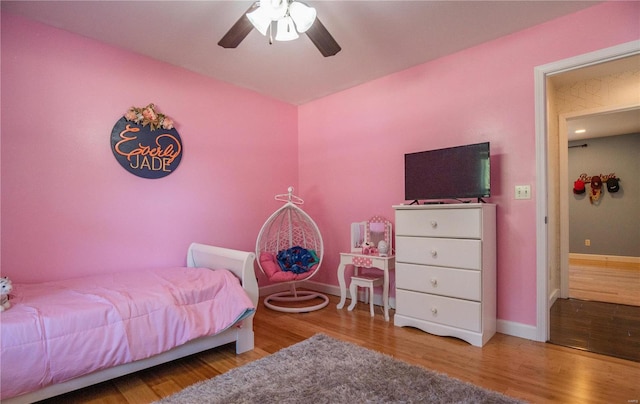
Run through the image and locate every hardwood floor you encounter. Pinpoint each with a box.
[549,257,640,361]
[39,294,640,404]
[550,298,640,362]
[569,258,640,306]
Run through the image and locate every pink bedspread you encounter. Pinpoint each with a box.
[0,267,255,400]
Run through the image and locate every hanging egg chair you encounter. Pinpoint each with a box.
[256,187,329,313]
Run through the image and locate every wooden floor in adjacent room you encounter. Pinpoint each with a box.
[549,257,640,361]
[550,297,640,362]
[568,258,640,306]
[40,294,640,404]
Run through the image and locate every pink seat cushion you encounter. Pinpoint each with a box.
[294,264,317,280]
[269,271,299,282]
[260,252,318,282]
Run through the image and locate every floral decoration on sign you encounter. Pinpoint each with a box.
[112,103,183,179]
[124,103,174,131]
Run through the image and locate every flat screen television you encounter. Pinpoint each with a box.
[404,142,490,203]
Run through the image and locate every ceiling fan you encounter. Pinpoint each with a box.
[218,0,341,57]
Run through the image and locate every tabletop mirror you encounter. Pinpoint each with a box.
[350,216,392,255]
[365,216,392,256]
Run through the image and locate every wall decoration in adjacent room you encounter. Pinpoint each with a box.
[110,104,183,179]
[572,172,621,204]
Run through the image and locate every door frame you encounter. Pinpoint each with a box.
[534,40,640,342]
[558,104,640,298]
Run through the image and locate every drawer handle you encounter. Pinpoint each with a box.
[431,307,438,315]
[430,250,437,258]
[430,278,438,287]
[430,220,438,228]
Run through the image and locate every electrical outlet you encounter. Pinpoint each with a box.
[515,185,531,200]
[585,239,591,246]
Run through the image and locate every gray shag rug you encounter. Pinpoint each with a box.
[157,334,524,404]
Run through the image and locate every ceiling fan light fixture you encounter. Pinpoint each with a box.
[289,1,316,33]
[275,16,299,41]
[261,0,288,20]
[225,0,340,56]
[246,6,272,36]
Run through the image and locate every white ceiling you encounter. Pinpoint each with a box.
[2,0,602,105]
[567,108,640,141]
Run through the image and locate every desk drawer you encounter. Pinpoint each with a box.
[396,263,481,301]
[395,237,482,270]
[396,289,481,332]
[395,208,482,238]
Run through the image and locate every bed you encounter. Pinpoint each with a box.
[0,242,259,404]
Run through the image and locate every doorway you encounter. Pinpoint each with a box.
[533,41,640,348]
[558,107,640,302]
[550,108,640,361]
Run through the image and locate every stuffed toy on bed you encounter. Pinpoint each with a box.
[0,276,13,312]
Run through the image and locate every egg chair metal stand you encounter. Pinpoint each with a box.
[256,187,329,313]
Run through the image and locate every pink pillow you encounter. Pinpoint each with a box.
[260,252,281,278]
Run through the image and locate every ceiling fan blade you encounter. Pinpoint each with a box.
[306,17,341,57]
[218,4,258,49]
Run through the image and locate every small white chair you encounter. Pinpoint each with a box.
[348,274,383,317]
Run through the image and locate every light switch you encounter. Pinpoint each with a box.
[515,185,531,200]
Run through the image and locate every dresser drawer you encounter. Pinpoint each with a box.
[395,236,482,270]
[395,208,482,238]
[396,263,481,301]
[395,289,481,332]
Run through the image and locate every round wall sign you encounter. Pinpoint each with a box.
[110,105,183,179]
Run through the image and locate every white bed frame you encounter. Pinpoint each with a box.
[5,243,258,404]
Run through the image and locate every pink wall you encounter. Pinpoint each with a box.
[1,14,298,283]
[2,2,638,328]
[298,1,640,327]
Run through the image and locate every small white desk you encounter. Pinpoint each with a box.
[336,253,395,321]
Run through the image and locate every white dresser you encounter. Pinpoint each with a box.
[393,203,496,347]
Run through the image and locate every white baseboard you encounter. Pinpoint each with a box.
[260,281,536,341]
[497,319,538,341]
[258,283,288,297]
[549,288,560,307]
[259,280,396,309]
[301,280,341,298]
[304,280,397,309]
[258,280,339,298]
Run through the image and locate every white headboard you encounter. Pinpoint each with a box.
[186,243,258,307]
